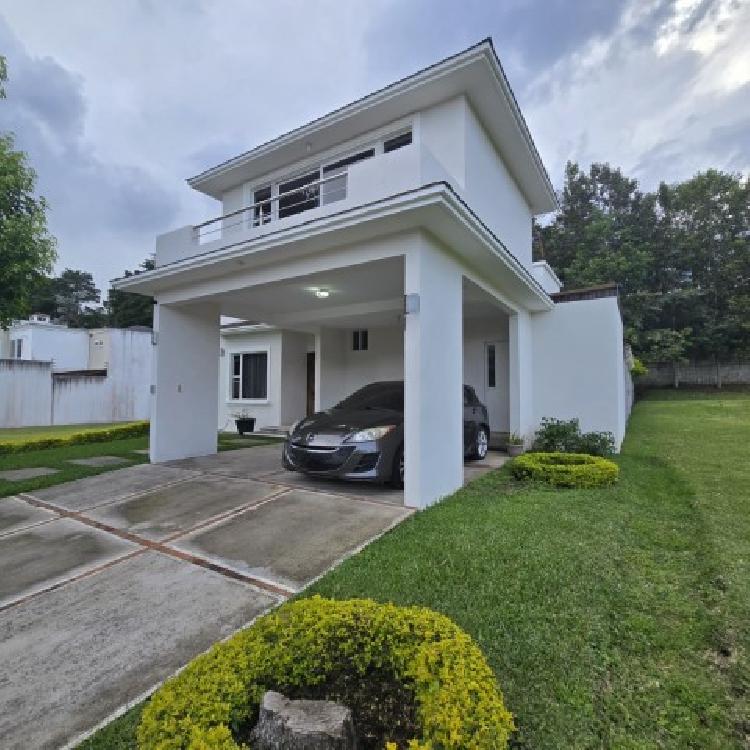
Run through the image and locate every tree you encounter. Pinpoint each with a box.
[0,57,57,328]
[106,256,155,328]
[51,268,100,327]
[536,161,750,362]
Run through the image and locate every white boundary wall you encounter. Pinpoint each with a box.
[531,297,630,449]
[0,360,53,427]
[0,330,151,428]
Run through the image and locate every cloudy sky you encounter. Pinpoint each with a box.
[0,0,748,297]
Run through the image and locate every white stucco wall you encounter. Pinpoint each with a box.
[218,328,283,430]
[531,297,628,449]
[315,328,347,411]
[0,360,52,427]
[151,303,220,462]
[280,331,312,425]
[463,103,533,268]
[105,329,152,420]
[418,97,467,189]
[24,325,90,370]
[340,325,403,396]
[404,233,465,508]
[463,315,510,433]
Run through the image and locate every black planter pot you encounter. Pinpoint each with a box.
[235,417,256,435]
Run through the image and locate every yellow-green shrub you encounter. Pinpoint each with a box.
[509,451,619,488]
[0,421,149,455]
[138,596,514,750]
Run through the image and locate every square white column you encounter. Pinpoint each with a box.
[403,236,463,509]
[508,309,534,444]
[150,302,220,462]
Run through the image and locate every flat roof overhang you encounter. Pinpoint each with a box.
[187,40,558,215]
[112,182,554,313]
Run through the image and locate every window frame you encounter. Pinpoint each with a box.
[486,343,497,389]
[352,329,369,351]
[228,348,271,403]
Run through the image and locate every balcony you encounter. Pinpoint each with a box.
[155,143,457,267]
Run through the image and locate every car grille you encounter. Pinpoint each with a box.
[287,443,355,470]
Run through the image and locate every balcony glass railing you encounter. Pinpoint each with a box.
[193,172,348,244]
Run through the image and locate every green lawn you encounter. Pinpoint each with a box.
[79,391,749,749]
[0,432,281,500]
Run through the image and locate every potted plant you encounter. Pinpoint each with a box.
[506,432,525,457]
[233,409,256,435]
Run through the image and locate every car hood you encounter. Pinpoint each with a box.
[290,408,402,443]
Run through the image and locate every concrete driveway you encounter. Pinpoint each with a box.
[0,444,412,749]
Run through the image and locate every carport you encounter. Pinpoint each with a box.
[115,185,553,509]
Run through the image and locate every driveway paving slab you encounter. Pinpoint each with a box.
[167,444,283,476]
[172,488,411,590]
[0,551,277,750]
[0,517,137,607]
[86,475,284,541]
[0,497,58,538]
[29,463,199,511]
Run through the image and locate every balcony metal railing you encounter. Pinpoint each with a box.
[193,172,349,244]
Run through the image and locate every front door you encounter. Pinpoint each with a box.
[306,352,315,416]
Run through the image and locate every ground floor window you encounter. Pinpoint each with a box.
[231,351,268,400]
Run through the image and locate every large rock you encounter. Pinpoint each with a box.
[250,691,357,749]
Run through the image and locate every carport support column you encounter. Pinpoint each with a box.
[403,239,463,509]
[150,302,220,462]
[508,310,534,445]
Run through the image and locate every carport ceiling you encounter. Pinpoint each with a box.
[217,256,405,327]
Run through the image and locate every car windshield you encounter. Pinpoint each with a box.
[334,382,404,412]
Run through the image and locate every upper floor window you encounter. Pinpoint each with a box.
[246,128,412,228]
[11,339,22,358]
[278,171,320,219]
[384,131,412,153]
[253,185,272,226]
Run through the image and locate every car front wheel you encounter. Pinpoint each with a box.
[471,426,489,460]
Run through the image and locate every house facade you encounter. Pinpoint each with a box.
[116,40,631,508]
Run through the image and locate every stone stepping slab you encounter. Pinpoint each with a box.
[66,456,132,468]
[131,449,150,455]
[0,467,60,482]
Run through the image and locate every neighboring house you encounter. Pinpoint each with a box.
[0,315,152,427]
[115,39,632,508]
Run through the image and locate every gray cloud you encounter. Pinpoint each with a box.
[0,0,747,293]
[0,18,180,291]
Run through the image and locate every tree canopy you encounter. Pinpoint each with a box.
[105,256,155,328]
[535,163,750,362]
[0,56,57,329]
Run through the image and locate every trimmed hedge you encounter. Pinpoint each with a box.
[0,421,149,455]
[137,596,515,750]
[509,451,619,489]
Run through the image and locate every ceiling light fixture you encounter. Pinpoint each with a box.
[314,288,330,299]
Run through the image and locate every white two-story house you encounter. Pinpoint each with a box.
[115,39,631,509]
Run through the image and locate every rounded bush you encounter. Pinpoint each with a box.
[137,597,515,750]
[509,451,619,488]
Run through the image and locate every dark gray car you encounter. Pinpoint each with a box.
[282,380,490,487]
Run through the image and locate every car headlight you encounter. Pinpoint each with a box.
[347,425,396,442]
